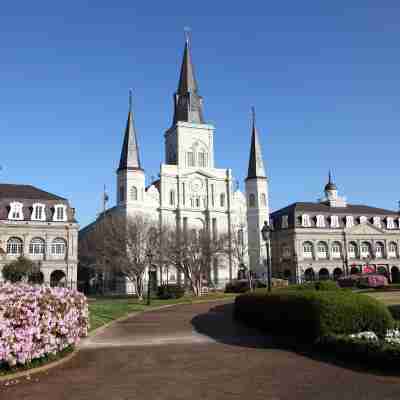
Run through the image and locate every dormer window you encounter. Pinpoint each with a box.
[32,203,46,221]
[281,215,288,229]
[316,215,325,228]
[346,216,354,228]
[301,214,311,227]
[373,216,381,228]
[8,202,24,220]
[360,216,367,224]
[387,217,395,229]
[53,204,67,222]
[330,215,339,228]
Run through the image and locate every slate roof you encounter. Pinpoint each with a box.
[0,183,76,222]
[173,39,204,124]
[273,202,398,216]
[246,109,266,180]
[0,184,66,201]
[118,91,142,172]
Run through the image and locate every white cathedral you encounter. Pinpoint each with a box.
[81,38,270,291]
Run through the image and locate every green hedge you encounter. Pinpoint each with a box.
[234,290,394,342]
[285,280,340,291]
[316,334,400,371]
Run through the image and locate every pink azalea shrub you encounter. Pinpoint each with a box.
[0,283,89,368]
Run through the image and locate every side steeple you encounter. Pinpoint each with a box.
[118,90,142,172]
[172,35,204,125]
[246,107,266,180]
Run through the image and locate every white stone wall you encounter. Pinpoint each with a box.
[0,221,79,287]
[246,177,270,277]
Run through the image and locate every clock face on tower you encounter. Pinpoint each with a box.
[190,178,203,194]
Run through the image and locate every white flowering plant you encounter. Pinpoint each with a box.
[0,283,89,368]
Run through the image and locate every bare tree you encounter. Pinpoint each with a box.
[230,222,253,289]
[79,213,160,298]
[163,228,229,296]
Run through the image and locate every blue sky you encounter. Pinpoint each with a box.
[1,1,400,227]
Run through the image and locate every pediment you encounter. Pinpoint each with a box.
[346,223,385,235]
[180,170,216,179]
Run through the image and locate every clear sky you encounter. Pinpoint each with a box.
[1,1,399,227]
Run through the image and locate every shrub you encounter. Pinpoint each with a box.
[0,283,89,368]
[2,257,36,283]
[316,334,400,371]
[234,290,394,342]
[157,284,185,299]
[225,279,250,293]
[358,274,388,288]
[287,280,339,291]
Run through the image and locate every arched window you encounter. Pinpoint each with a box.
[333,268,343,280]
[375,242,384,258]
[389,242,398,258]
[119,186,125,203]
[331,242,342,259]
[237,229,244,246]
[7,237,23,255]
[198,152,207,168]
[360,242,371,258]
[220,193,225,208]
[282,245,291,259]
[29,237,45,255]
[169,190,175,206]
[130,186,138,201]
[303,242,313,259]
[187,151,195,167]
[52,238,66,256]
[260,193,267,207]
[249,194,255,208]
[348,242,357,258]
[317,241,328,259]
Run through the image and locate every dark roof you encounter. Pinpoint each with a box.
[246,109,266,179]
[173,39,204,124]
[324,171,337,191]
[272,202,398,216]
[118,91,142,172]
[0,184,66,201]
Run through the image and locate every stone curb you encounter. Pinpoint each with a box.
[0,297,233,383]
[0,348,79,383]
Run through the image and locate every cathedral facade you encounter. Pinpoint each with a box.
[80,38,270,291]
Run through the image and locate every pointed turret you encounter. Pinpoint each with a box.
[118,90,142,172]
[173,36,204,125]
[246,107,266,180]
[324,170,337,191]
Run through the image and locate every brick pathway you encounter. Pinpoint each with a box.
[2,301,400,400]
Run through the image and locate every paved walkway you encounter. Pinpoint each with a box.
[3,301,400,400]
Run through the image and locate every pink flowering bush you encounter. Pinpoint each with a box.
[0,283,89,368]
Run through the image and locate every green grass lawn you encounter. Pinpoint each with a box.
[364,290,400,320]
[88,292,237,332]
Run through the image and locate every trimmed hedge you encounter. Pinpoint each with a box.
[234,290,394,342]
[157,284,185,299]
[316,334,400,371]
[286,280,340,291]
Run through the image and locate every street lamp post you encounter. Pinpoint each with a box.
[146,249,154,306]
[261,221,273,292]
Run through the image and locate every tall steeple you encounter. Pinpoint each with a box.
[118,90,142,172]
[172,34,204,125]
[246,107,266,180]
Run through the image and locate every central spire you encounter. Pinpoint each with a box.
[246,107,266,180]
[118,90,142,172]
[173,33,204,125]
